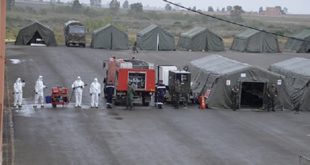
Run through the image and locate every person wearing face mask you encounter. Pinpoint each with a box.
[13,77,25,108]
[90,78,101,108]
[34,75,47,108]
[72,76,85,108]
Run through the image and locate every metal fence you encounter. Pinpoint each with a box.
[299,155,310,165]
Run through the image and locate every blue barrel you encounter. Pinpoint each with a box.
[45,96,52,103]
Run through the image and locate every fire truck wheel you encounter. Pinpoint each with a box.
[142,96,150,106]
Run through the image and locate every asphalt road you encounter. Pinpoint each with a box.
[5,45,310,165]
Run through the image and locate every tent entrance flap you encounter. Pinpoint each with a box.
[27,31,44,45]
[205,36,209,51]
[240,82,266,108]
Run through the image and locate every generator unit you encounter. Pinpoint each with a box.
[168,70,191,105]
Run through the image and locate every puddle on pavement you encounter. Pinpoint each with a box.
[114,117,123,120]
[108,112,120,116]
[14,105,36,117]
[9,59,21,64]
[107,111,123,120]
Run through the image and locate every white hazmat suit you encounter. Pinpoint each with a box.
[72,76,85,108]
[34,75,46,108]
[90,78,101,108]
[13,78,25,108]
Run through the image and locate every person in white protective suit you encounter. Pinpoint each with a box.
[72,76,85,108]
[34,75,47,108]
[89,78,101,108]
[13,78,25,108]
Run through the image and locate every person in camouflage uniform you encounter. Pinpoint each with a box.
[231,85,239,111]
[266,83,278,112]
[173,79,181,109]
[126,82,135,110]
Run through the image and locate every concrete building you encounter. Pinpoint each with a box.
[260,7,283,16]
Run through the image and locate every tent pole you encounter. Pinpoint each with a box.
[110,32,113,50]
[156,33,159,51]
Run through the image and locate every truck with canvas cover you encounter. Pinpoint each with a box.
[64,20,86,47]
[104,57,156,105]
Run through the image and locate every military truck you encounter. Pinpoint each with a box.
[64,20,86,47]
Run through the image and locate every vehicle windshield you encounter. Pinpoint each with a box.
[69,25,85,34]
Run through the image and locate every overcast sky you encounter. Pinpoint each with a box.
[68,0,310,14]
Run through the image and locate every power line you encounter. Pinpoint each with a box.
[163,0,309,42]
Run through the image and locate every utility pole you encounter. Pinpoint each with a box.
[0,0,6,164]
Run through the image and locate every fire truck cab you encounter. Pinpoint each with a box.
[104,57,156,106]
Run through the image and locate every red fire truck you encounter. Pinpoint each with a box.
[103,57,156,106]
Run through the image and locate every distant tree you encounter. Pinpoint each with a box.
[122,0,129,9]
[259,6,263,14]
[208,6,214,12]
[72,0,82,12]
[216,8,220,12]
[226,6,232,12]
[230,5,244,15]
[230,5,244,21]
[130,3,143,13]
[283,7,288,14]
[90,0,101,7]
[109,0,120,11]
[165,4,172,11]
[221,8,225,12]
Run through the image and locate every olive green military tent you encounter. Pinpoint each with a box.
[137,24,175,51]
[177,27,224,51]
[189,55,291,110]
[231,29,280,53]
[15,22,57,46]
[90,24,129,50]
[269,57,310,111]
[285,29,310,53]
